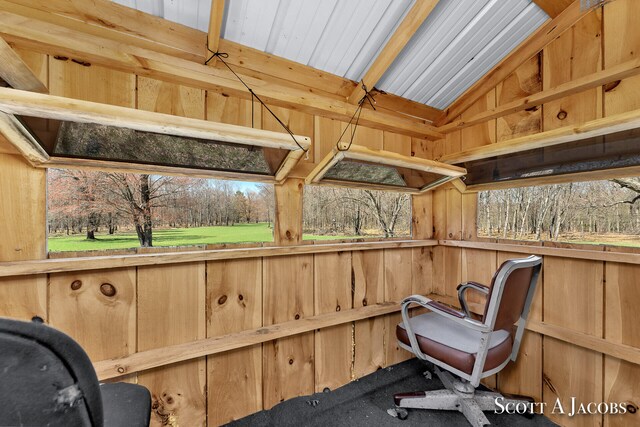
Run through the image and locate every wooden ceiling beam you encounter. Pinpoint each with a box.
[1,0,206,62]
[434,0,589,126]
[207,0,225,54]
[0,11,442,139]
[346,0,440,104]
[0,36,46,92]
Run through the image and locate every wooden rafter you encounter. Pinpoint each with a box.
[346,0,440,105]
[207,0,225,55]
[0,36,47,92]
[0,0,206,62]
[434,0,587,126]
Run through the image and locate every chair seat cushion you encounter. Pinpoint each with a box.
[396,312,512,375]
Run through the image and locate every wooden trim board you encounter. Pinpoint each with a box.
[94,302,401,380]
[0,240,438,277]
[0,87,311,151]
[439,239,640,265]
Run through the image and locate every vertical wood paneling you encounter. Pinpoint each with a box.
[383,131,411,155]
[49,268,136,361]
[207,258,263,425]
[207,92,262,127]
[0,156,46,326]
[542,257,603,427]
[383,248,413,366]
[496,54,542,141]
[314,252,352,391]
[0,154,46,262]
[353,250,385,378]
[138,263,207,427]
[274,179,303,246]
[138,77,205,119]
[262,255,314,408]
[544,258,603,335]
[352,125,383,150]
[411,246,432,296]
[262,105,314,163]
[604,0,640,115]
[135,73,207,427]
[604,263,640,427]
[543,9,602,129]
[461,249,496,305]
[48,59,135,106]
[313,116,342,161]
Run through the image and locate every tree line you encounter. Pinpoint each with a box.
[48,170,411,247]
[478,178,640,241]
[48,170,272,247]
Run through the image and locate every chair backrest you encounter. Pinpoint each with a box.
[482,255,542,332]
[0,317,104,426]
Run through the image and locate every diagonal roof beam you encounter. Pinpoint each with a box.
[434,0,589,126]
[207,0,225,55]
[346,0,440,105]
[0,36,47,92]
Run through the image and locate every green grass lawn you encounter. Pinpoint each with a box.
[48,223,363,252]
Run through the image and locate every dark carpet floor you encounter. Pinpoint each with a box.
[227,359,557,427]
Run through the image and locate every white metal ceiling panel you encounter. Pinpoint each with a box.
[112,0,212,32]
[222,0,415,82]
[377,0,548,109]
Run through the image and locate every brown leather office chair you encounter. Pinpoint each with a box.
[392,255,542,427]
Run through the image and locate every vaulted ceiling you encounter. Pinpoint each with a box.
[112,0,549,111]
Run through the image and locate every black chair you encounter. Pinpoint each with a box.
[0,316,151,426]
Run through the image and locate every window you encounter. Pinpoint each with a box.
[303,186,411,240]
[47,169,274,252]
[477,178,640,247]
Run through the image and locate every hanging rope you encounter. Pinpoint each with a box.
[205,48,308,153]
[336,81,376,152]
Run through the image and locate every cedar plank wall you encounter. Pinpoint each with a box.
[2,3,640,427]
[0,50,434,426]
[431,2,640,426]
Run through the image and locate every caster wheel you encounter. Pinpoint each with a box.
[397,408,409,420]
[387,407,409,420]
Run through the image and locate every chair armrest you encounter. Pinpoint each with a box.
[399,295,490,361]
[457,282,489,318]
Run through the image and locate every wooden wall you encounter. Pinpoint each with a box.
[428,2,640,426]
[0,46,433,427]
[2,2,640,427]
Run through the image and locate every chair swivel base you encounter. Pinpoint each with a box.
[393,367,533,427]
